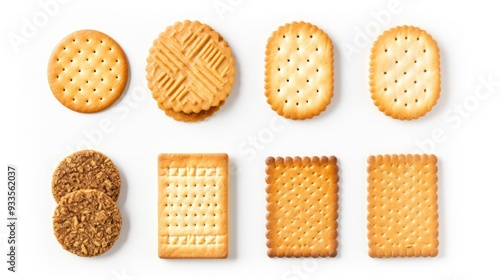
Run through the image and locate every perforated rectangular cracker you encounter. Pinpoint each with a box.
[367,154,439,258]
[266,156,339,257]
[369,26,440,120]
[158,153,228,258]
[265,22,334,120]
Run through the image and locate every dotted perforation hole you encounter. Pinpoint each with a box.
[271,160,336,251]
[278,30,322,108]
[382,35,430,107]
[57,36,124,105]
[163,179,222,231]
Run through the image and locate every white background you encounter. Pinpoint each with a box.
[1,0,500,279]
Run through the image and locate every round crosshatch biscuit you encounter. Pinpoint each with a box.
[47,29,129,113]
[52,150,121,202]
[146,20,235,115]
[265,22,334,120]
[370,26,440,120]
[53,189,122,257]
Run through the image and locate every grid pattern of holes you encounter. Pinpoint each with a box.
[159,169,223,235]
[265,22,334,119]
[370,26,440,119]
[367,154,438,257]
[48,30,127,112]
[266,156,338,257]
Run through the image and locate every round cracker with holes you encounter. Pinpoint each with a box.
[370,26,440,120]
[265,22,334,120]
[48,30,128,113]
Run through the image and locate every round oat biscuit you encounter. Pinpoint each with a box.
[52,150,121,202]
[265,22,334,120]
[146,20,235,114]
[48,29,129,113]
[53,189,122,257]
[369,26,440,120]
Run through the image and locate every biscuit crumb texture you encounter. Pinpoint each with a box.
[367,154,439,257]
[47,29,128,113]
[53,190,122,257]
[265,22,334,120]
[369,26,440,120]
[266,156,339,257]
[52,150,121,202]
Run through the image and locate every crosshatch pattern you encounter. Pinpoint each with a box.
[147,20,235,114]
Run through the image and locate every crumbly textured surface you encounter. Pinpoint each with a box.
[158,153,229,258]
[159,100,224,122]
[266,156,339,257]
[367,154,439,258]
[265,22,334,120]
[369,26,440,120]
[53,190,122,257]
[47,29,128,113]
[146,20,235,115]
[52,150,121,202]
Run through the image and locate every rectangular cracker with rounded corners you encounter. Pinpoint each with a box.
[369,26,440,120]
[266,156,339,257]
[367,154,439,258]
[265,22,334,120]
[158,153,228,258]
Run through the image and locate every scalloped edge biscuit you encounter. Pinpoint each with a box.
[367,154,439,258]
[266,156,339,257]
[265,22,334,120]
[369,26,440,120]
[157,99,224,122]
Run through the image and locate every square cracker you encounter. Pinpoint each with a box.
[158,153,228,258]
[266,156,339,257]
[367,154,439,258]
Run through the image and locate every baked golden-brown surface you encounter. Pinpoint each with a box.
[48,29,128,113]
[266,156,339,257]
[367,154,439,257]
[265,22,334,120]
[369,26,440,120]
[158,153,229,258]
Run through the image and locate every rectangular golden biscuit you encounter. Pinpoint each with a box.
[158,153,228,258]
[367,154,439,258]
[369,26,440,120]
[265,22,334,120]
[266,156,339,257]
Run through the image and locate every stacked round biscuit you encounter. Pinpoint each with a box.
[146,20,236,122]
[51,150,122,257]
